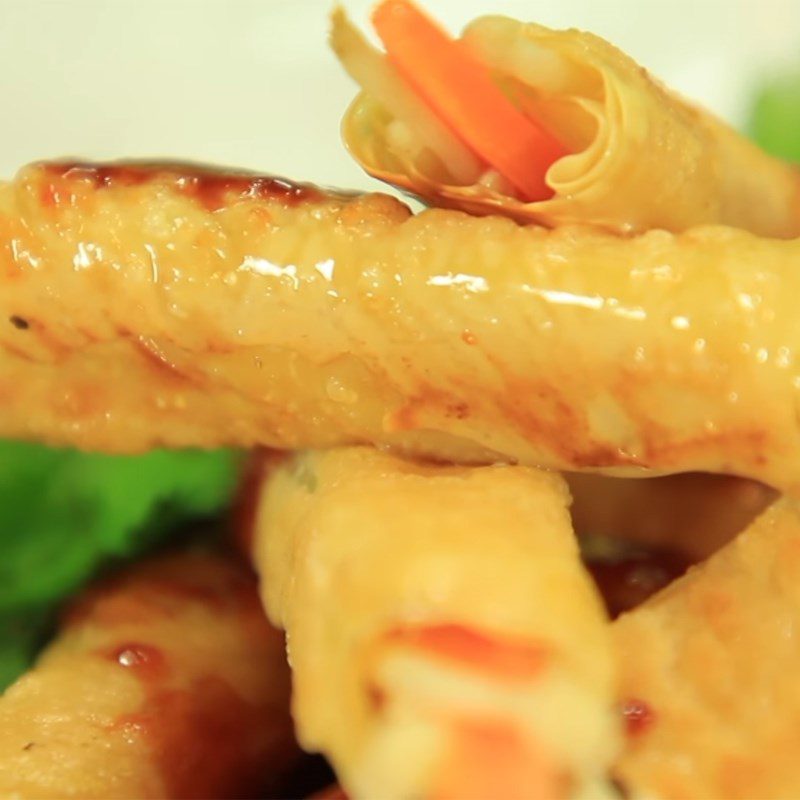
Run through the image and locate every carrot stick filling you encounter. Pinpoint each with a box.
[384,623,547,682]
[433,719,565,800]
[371,0,569,201]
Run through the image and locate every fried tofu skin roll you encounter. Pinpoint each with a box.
[253,448,619,800]
[613,499,800,799]
[334,4,800,236]
[0,551,297,799]
[6,162,800,491]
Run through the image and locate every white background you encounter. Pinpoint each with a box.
[0,0,798,191]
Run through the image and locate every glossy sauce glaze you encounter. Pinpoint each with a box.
[40,160,325,211]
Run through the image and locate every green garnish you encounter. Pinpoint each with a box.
[749,67,800,162]
[0,442,240,689]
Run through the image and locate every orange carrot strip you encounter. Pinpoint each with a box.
[433,719,564,800]
[372,0,568,201]
[385,623,546,681]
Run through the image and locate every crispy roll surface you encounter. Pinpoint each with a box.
[253,447,619,799]
[4,163,800,490]
[614,499,800,799]
[0,551,296,799]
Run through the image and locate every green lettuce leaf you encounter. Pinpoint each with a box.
[0,442,240,689]
[749,68,800,162]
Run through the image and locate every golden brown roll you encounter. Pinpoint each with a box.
[614,498,800,799]
[253,447,619,800]
[335,9,800,236]
[4,162,800,491]
[0,551,297,799]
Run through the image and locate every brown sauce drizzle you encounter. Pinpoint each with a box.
[39,160,324,211]
[110,674,270,798]
[620,697,656,737]
[106,641,169,682]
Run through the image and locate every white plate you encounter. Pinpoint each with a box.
[1,0,798,191]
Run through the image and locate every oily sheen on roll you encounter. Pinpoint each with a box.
[3,162,800,492]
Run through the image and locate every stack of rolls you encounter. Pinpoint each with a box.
[0,1,798,797]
